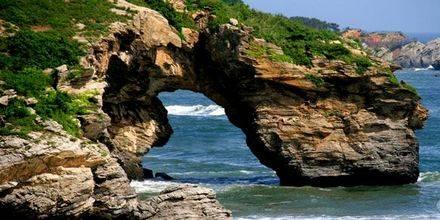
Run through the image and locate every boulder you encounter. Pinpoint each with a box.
[229,18,239,26]
[0,95,9,106]
[138,185,232,219]
[56,64,68,73]
[143,168,154,179]
[155,172,174,181]
[433,60,440,70]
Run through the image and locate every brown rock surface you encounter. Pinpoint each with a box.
[85,10,427,186]
[0,0,428,218]
[138,185,232,219]
[0,2,232,218]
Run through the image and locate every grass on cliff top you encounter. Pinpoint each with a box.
[387,72,419,96]
[0,0,123,137]
[0,0,127,38]
[0,68,97,137]
[0,30,85,71]
[129,0,372,71]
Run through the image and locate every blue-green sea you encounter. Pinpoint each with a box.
[132,69,440,219]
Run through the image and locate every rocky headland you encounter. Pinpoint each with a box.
[0,0,428,218]
[343,29,440,69]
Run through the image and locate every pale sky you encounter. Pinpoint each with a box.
[243,0,440,33]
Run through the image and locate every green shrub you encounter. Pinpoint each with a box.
[342,55,372,74]
[402,82,418,95]
[183,0,370,67]
[290,16,340,31]
[386,73,419,95]
[0,68,96,137]
[305,73,325,87]
[0,53,13,70]
[35,90,96,136]
[246,41,292,63]
[0,98,41,137]
[387,73,399,85]
[0,0,119,137]
[0,0,126,37]
[0,68,51,97]
[4,30,84,70]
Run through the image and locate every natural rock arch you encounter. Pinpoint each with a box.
[0,2,429,219]
[84,8,427,187]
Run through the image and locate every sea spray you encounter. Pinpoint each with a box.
[165,105,225,116]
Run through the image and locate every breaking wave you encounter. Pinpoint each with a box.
[165,105,225,116]
[418,171,440,182]
[414,65,434,72]
[130,180,180,194]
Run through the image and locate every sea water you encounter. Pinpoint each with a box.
[132,70,440,219]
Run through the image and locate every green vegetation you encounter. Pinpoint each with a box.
[0,68,51,97]
[0,0,128,38]
[387,72,418,95]
[402,83,418,95]
[35,90,97,137]
[185,0,370,69]
[128,0,372,71]
[1,30,84,71]
[343,55,372,74]
[0,68,96,137]
[0,98,41,138]
[290,16,340,32]
[246,40,292,63]
[388,73,400,86]
[305,73,325,87]
[0,0,123,137]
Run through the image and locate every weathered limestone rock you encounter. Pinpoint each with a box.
[0,0,428,218]
[0,120,110,218]
[138,185,232,219]
[0,119,231,218]
[343,29,440,68]
[1,2,232,218]
[168,0,186,12]
[394,41,427,68]
[0,167,95,218]
[83,9,427,187]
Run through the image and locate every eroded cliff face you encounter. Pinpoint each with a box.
[0,3,233,219]
[0,0,428,218]
[80,4,427,186]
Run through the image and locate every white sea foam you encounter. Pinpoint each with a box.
[165,105,225,116]
[418,171,440,182]
[130,180,180,193]
[414,65,434,72]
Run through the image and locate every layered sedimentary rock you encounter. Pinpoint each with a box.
[0,3,232,219]
[0,0,428,218]
[0,119,230,218]
[79,4,427,186]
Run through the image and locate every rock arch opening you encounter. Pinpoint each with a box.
[143,90,277,185]
[95,14,427,186]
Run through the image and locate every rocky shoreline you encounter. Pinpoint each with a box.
[343,29,440,69]
[0,0,428,218]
